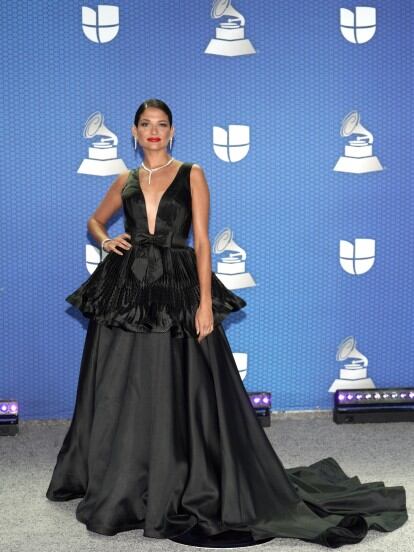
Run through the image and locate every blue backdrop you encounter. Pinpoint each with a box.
[1,1,413,419]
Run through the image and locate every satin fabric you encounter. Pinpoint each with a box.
[130,231,188,283]
[47,161,408,547]
[64,162,246,338]
[46,320,407,547]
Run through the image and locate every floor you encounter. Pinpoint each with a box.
[0,411,412,552]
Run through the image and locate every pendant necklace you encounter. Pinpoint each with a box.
[140,157,175,186]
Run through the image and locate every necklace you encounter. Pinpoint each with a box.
[140,156,175,186]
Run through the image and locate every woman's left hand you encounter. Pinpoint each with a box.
[195,303,214,343]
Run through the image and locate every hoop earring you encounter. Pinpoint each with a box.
[134,137,137,150]
[169,137,173,150]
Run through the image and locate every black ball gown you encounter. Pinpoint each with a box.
[46,162,408,548]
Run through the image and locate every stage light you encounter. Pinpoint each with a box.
[0,399,19,436]
[247,392,272,427]
[334,387,414,423]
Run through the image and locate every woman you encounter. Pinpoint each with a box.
[46,99,407,548]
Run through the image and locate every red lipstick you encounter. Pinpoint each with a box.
[147,137,161,142]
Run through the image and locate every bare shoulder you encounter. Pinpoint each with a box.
[116,169,131,186]
[109,170,131,192]
[189,163,208,193]
[190,162,205,176]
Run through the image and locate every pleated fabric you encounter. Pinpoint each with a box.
[66,244,246,338]
[46,320,408,548]
[64,162,246,338]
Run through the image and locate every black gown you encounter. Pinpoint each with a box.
[46,162,408,548]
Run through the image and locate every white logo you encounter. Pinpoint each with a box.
[205,0,255,56]
[86,244,103,274]
[213,124,249,162]
[233,353,248,381]
[78,111,127,176]
[329,336,375,392]
[334,111,383,173]
[340,6,376,44]
[213,228,255,290]
[82,5,119,43]
[339,238,375,275]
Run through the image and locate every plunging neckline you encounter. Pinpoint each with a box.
[135,162,185,236]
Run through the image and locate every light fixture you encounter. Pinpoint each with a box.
[334,388,414,423]
[247,391,272,427]
[0,399,19,436]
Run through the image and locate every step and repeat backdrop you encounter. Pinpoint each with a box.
[2,1,413,419]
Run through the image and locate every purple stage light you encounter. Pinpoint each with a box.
[0,402,19,414]
[247,391,272,428]
[0,399,19,435]
[334,387,414,423]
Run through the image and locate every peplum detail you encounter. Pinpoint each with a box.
[66,162,246,337]
[66,236,246,338]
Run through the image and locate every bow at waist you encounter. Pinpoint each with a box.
[129,231,188,283]
[131,231,188,248]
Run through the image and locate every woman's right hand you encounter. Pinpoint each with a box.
[103,232,132,255]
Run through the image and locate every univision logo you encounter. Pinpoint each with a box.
[213,124,250,162]
[339,239,375,275]
[82,5,120,43]
[340,6,376,44]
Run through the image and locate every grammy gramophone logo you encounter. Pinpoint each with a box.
[329,336,375,393]
[205,0,256,56]
[81,5,120,43]
[78,111,127,176]
[213,228,255,290]
[333,111,383,174]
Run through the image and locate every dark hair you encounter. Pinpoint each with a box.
[133,98,173,127]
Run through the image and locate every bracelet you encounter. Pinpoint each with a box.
[101,238,112,251]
